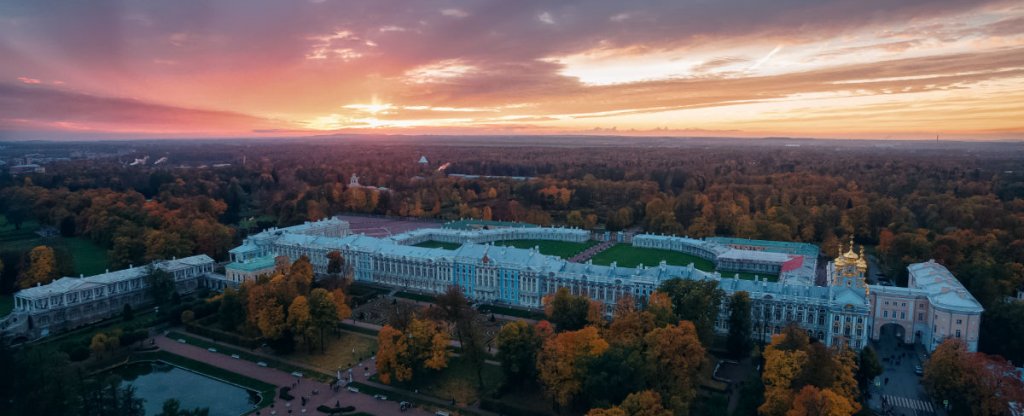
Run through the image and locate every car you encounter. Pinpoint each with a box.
[374,394,388,401]
[434,411,450,416]
[177,338,187,344]
[914,365,924,376]
[230,354,240,359]
[399,401,411,411]
[207,347,217,353]
[291,371,304,378]
[257,361,268,367]
[347,386,359,393]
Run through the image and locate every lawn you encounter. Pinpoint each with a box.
[0,294,12,317]
[0,215,110,276]
[289,332,378,373]
[379,356,503,405]
[411,240,462,250]
[590,244,716,271]
[590,245,779,281]
[492,239,598,259]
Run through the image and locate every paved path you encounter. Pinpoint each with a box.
[569,240,616,263]
[155,335,429,416]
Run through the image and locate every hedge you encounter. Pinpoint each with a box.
[184,319,261,349]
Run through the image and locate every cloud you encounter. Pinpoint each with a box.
[441,8,468,18]
[538,12,555,25]
[17,77,41,84]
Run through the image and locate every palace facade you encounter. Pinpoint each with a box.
[3,217,983,351]
[1,255,222,341]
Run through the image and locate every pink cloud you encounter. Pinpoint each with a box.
[17,77,41,84]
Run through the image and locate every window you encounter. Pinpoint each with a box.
[918,313,923,321]
[956,330,961,338]
[883,311,888,318]
[900,312,906,320]
[956,319,962,325]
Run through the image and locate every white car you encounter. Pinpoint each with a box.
[230,354,240,359]
[373,394,387,401]
[207,347,217,353]
[347,387,359,393]
[177,339,186,344]
[257,361,268,367]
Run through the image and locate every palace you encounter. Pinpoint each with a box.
[2,217,983,351]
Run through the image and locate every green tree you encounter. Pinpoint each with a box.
[122,303,134,321]
[726,291,752,357]
[544,287,591,331]
[145,266,176,307]
[855,346,882,397]
[979,301,1024,365]
[657,278,724,345]
[496,320,542,389]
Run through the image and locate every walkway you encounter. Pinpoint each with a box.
[155,335,428,416]
[569,240,615,263]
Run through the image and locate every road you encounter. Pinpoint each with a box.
[867,332,943,416]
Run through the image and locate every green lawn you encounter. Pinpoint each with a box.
[0,294,12,317]
[591,245,779,281]
[0,215,109,276]
[591,244,716,271]
[412,240,462,250]
[492,239,598,259]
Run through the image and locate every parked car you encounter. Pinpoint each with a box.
[435,411,450,416]
[347,386,359,393]
[399,401,411,411]
[207,347,217,353]
[257,361,268,367]
[374,394,388,401]
[230,354,240,359]
[914,365,924,376]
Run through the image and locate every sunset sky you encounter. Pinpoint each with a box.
[1,0,1023,140]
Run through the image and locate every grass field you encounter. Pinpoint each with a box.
[289,332,378,372]
[0,294,12,317]
[591,244,716,271]
[591,245,779,281]
[492,239,597,259]
[411,240,463,250]
[0,215,110,276]
[376,356,503,405]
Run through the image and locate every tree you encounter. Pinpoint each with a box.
[924,339,1024,416]
[217,288,246,331]
[643,320,705,415]
[854,346,882,398]
[582,345,646,409]
[158,399,210,416]
[287,255,315,296]
[544,287,592,331]
[537,326,609,408]
[287,295,314,351]
[656,279,724,345]
[761,324,861,416]
[588,390,672,416]
[497,321,542,388]
[308,288,341,352]
[376,325,412,384]
[145,266,176,307]
[180,310,194,324]
[326,250,345,275]
[979,301,1024,365]
[606,296,655,349]
[786,386,855,416]
[122,303,135,321]
[726,291,753,357]
[91,333,110,358]
[247,285,286,340]
[19,245,57,288]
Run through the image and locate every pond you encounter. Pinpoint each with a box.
[111,361,259,416]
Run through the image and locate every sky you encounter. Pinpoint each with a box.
[1,0,1023,141]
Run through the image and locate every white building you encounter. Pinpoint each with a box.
[1,255,220,341]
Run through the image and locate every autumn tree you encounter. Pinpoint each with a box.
[308,288,340,352]
[923,339,1024,416]
[726,291,753,357]
[375,319,450,384]
[588,390,672,416]
[287,296,314,352]
[287,255,315,296]
[854,346,882,398]
[496,320,543,389]
[644,320,705,415]
[760,324,860,416]
[786,386,855,416]
[19,246,57,288]
[606,296,655,349]
[537,326,609,409]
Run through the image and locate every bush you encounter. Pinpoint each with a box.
[280,386,295,401]
[316,404,356,414]
[183,320,261,349]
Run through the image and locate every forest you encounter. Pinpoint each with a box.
[1,137,1022,364]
